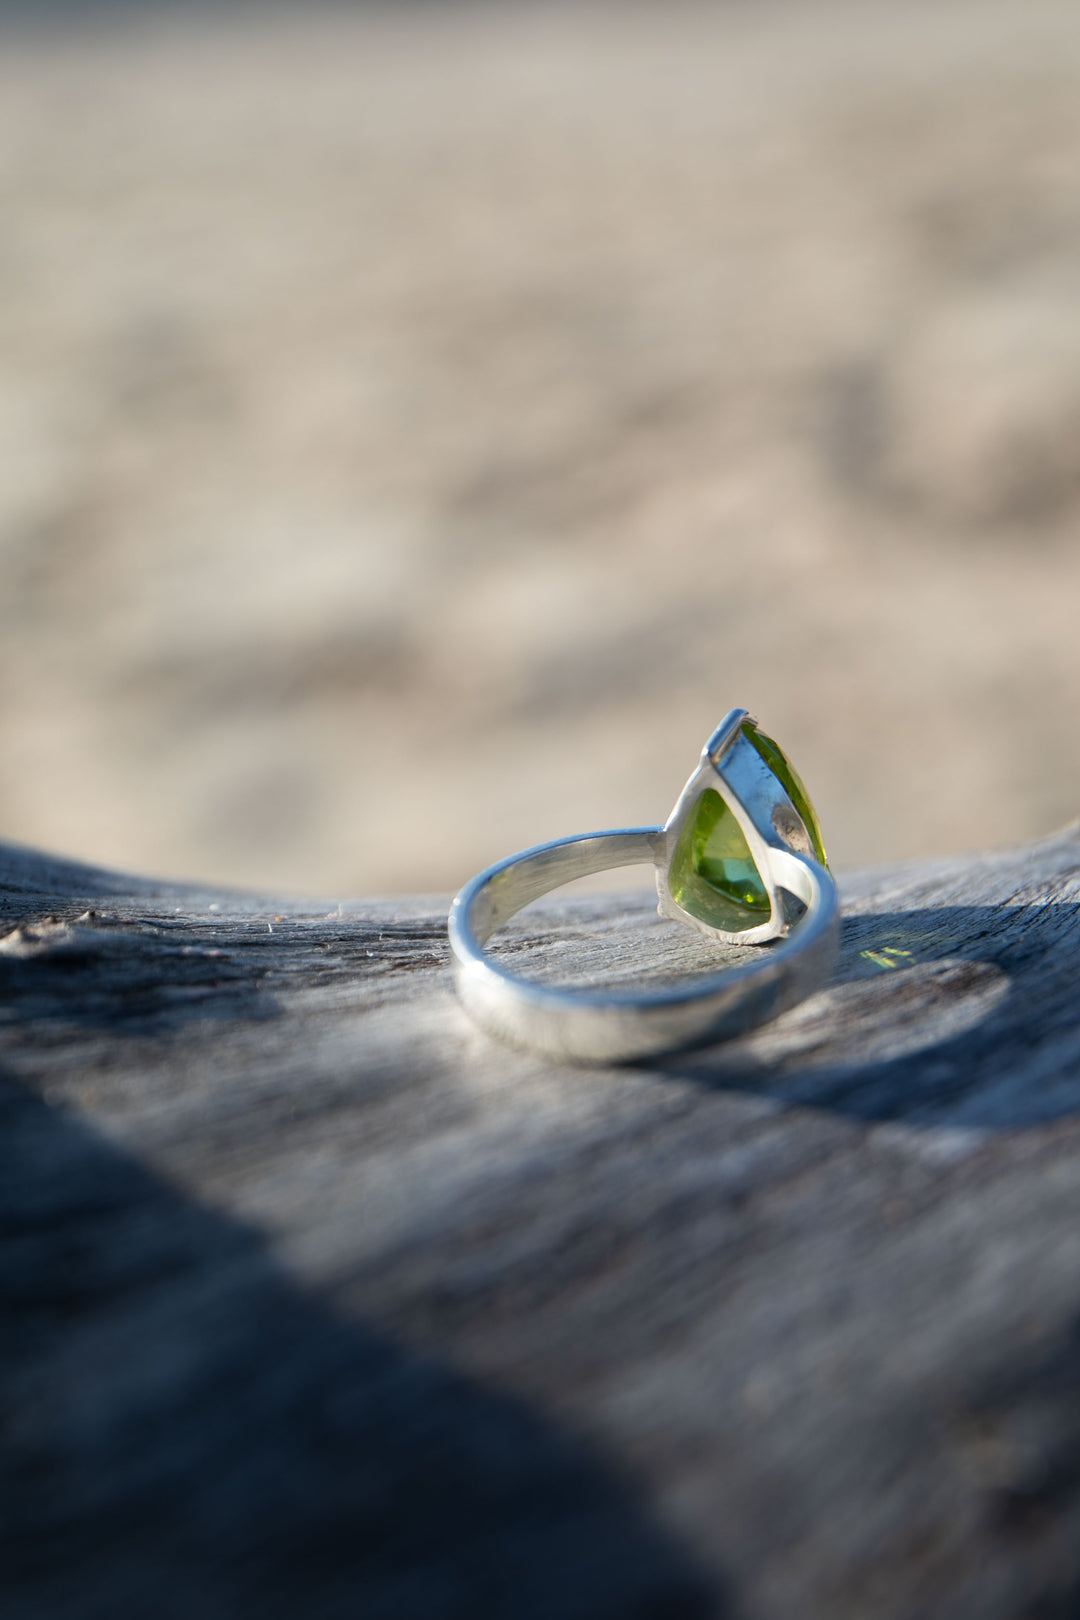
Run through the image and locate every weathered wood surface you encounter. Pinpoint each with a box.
[4,827,1080,1618]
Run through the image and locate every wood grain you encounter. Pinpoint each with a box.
[4,828,1080,1618]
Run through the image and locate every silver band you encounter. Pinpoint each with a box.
[449,824,838,1064]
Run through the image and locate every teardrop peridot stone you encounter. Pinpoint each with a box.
[741,721,828,870]
[668,788,770,932]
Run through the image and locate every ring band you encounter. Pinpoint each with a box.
[448,710,839,1064]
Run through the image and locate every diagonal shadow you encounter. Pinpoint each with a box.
[0,1069,719,1620]
[658,902,1080,1131]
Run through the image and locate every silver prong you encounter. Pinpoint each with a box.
[704,708,750,764]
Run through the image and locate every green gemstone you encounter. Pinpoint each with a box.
[669,721,828,932]
[669,788,770,932]
[741,721,828,870]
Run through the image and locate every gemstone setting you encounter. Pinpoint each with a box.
[664,713,828,937]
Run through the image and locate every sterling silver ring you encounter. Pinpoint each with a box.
[448,709,839,1064]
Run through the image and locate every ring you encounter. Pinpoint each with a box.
[448,709,839,1064]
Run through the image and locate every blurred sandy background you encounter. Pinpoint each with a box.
[2,0,1080,895]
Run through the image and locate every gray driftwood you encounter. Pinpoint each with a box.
[4,826,1080,1620]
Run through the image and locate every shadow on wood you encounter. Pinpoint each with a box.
[661,900,1080,1130]
[0,1070,716,1620]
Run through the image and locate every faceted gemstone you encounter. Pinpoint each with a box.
[669,722,828,932]
[741,721,829,870]
[668,788,770,932]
